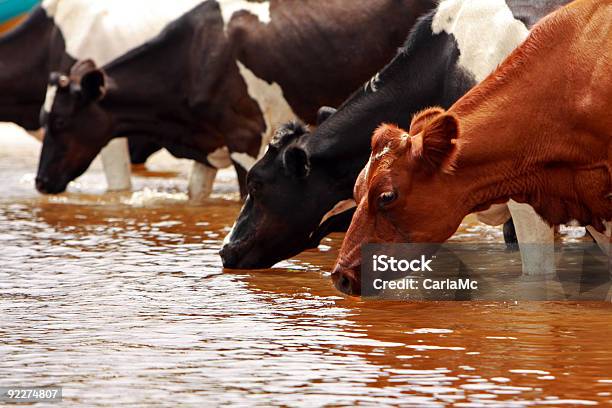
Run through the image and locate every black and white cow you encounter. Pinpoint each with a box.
[0,0,204,190]
[221,0,571,269]
[36,0,436,195]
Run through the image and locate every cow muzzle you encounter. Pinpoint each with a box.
[35,176,67,195]
[331,264,361,296]
[220,241,250,269]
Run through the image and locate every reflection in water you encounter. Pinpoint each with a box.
[1,126,611,406]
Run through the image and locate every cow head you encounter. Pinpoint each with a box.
[220,113,358,269]
[332,108,464,295]
[36,60,112,194]
[220,10,469,269]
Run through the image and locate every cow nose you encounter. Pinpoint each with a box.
[219,244,239,269]
[35,177,49,194]
[337,274,353,293]
[332,265,361,296]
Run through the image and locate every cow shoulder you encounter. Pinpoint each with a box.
[431,0,529,82]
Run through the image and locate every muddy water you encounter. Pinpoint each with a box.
[1,124,611,407]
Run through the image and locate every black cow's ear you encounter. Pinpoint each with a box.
[80,69,106,102]
[283,145,310,179]
[316,106,337,126]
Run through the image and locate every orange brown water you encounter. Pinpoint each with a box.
[1,124,611,406]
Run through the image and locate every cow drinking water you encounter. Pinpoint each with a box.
[0,0,205,191]
[221,0,570,270]
[36,0,436,196]
[332,0,612,296]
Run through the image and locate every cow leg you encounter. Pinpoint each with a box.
[602,222,612,301]
[188,162,217,202]
[100,138,132,191]
[508,200,555,276]
[503,218,519,250]
[587,222,611,282]
[586,225,610,255]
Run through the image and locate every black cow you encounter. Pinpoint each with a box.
[36,0,436,194]
[0,3,167,164]
[221,0,571,269]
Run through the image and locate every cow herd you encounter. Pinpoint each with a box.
[2,0,610,296]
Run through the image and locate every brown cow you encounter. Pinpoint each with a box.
[332,0,612,296]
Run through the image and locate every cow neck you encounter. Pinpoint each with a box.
[305,34,464,212]
[98,27,195,143]
[0,8,54,127]
[444,8,609,225]
[100,78,188,145]
[449,86,563,218]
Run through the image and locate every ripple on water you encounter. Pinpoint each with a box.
[0,128,611,407]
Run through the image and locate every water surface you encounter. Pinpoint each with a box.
[1,124,611,407]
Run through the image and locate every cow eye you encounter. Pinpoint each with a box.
[378,191,397,209]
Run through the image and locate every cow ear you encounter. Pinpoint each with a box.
[80,69,106,101]
[316,106,336,126]
[411,112,459,173]
[409,107,446,136]
[283,145,311,178]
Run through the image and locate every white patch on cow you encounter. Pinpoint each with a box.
[364,72,381,93]
[207,146,233,169]
[432,0,529,82]
[363,157,373,181]
[218,0,271,28]
[42,0,205,65]
[223,221,238,245]
[374,145,391,161]
[231,61,297,171]
[43,85,58,114]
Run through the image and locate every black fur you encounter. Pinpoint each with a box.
[222,0,571,269]
[270,121,309,150]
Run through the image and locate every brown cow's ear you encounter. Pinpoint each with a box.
[80,69,106,102]
[411,112,459,173]
[409,107,446,136]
